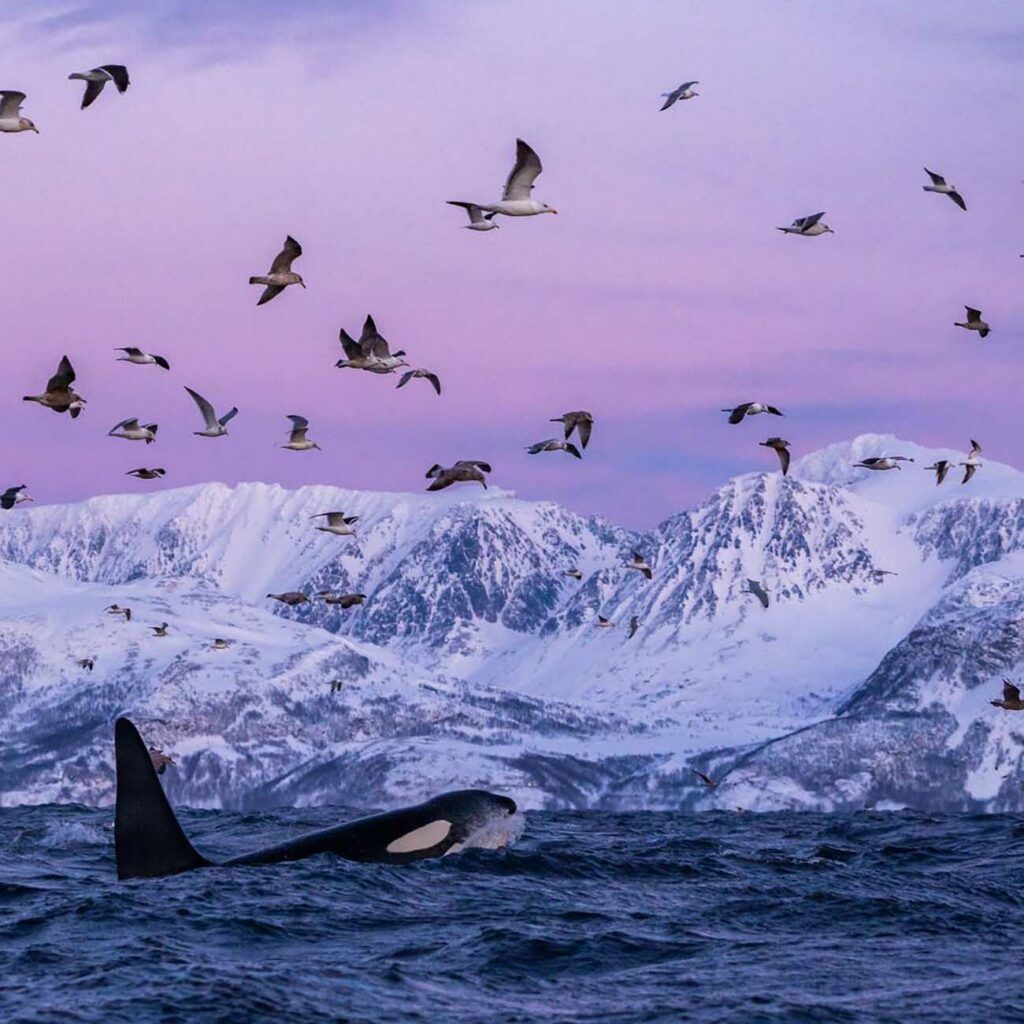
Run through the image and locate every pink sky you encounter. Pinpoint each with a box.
[3,1,1022,527]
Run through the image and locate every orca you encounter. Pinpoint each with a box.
[113,717,518,880]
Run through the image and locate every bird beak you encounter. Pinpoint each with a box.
[548,209,558,215]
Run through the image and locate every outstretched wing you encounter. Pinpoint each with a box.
[659,91,679,112]
[1004,680,1021,702]
[47,355,76,393]
[184,386,217,429]
[924,167,946,187]
[425,372,441,396]
[286,414,309,443]
[455,460,491,473]
[81,78,106,109]
[965,306,982,321]
[256,284,284,306]
[0,91,26,119]
[576,416,592,449]
[338,328,362,360]
[802,212,825,229]
[727,403,751,425]
[947,190,966,211]
[99,64,130,92]
[218,407,238,427]
[503,139,543,201]
[269,236,302,274]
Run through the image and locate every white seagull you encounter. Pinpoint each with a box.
[447,202,500,231]
[922,168,966,211]
[854,456,914,472]
[311,511,359,537]
[115,347,169,370]
[960,440,982,484]
[1,485,32,510]
[281,414,321,451]
[660,81,699,110]
[108,418,157,443]
[448,139,557,219]
[396,369,441,395]
[68,65,130,109]
[624,552,653,580]
[185,386,238,437]
[722,402,784,425]
[0,92,39,133]
[777,212,833,236]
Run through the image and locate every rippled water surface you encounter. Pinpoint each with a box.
[3,807,1024,1023]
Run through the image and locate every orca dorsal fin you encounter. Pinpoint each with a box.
[114,717,211,880]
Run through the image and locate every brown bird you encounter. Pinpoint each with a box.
[23,356,86,418]
[105,604,131,622]
[319,592,367,609]
[564,569,583,581]
[249,235,305,305]
[991,679,1024,711]
[624,552,653,580]
[77,657,95,671]
[150,622,169,638]
[267,592,309,606]
[425,460,491,491]
[396,369,442,395]
[924,460,954,485]
[550,410,593,449]
[147,745,175,775]
[760,437,791,476]
[692,768,718,790]
[127,468,166,480]
[329,679,344,694]
[596,615,614,628]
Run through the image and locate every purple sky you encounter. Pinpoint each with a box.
[3,1,1022,528]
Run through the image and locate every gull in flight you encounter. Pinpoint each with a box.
[126,468,165,480]
[991,679,1024,711]
[760,437,791,476]
[627,615,640,639]
[660,81,699,110]
[68,65,130,109]
[425,460,491,491]
[23,356,85,418]
[624,552,653,580]
[211,638,234,650]
[960,440,982,484]
[267,592,309,606]
[148,746,175,775]
[954,306,990,338]
[722,402,783,425]
[447,202,500,231]
[777,212,833,236]
[550,410,593,449]
[77,657,95,671]
[564,569,583,581]
[336,315,407,374]
[924,459,954,485]
[526,438,582,459]
[596,615,614,629]
[692,768,718,790]
[854,456,914,472]
[185,386,238,437]
[311,511,359,537]
[1,485,32,510]
[319,592,367,608]
[150,622,170,638]
[0,91,38,133]
[745,579,769,609]
[106,604,131,621]
[108,418,157,443]
[115,347,169,370]
[396,369,441,395]
[922,168,966,211]
[448,139,557,219]
[249,236,305,305]
[281,415,321,451]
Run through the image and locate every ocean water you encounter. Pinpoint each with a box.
[2,807,1023,1024]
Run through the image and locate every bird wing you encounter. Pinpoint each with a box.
[256,284,284,306]
[286,414,309,443]
[184,386,218,429]
[47,356,76,392]
[936,463,950,484]
[218,407,238,427]
[948,191,966,211]
[566,443,582,460]
[965,307,982,321]
[425,372,441,396]
[1004,680,1021,702]
[576,416,592,449]
[338,328,363,359]
[628,618,639,638]
[802,212,825,229]
[358,315,382,353]
[526,442,546,454]
[456,460,491,472]
[777,447,791,475]
[98,65,129,92]
[111,418,139,432]
[0,91,26,119]
[370,336,392,358]
[153,355,170,370]
[924,168,946,186]
[970,439,982,455]
[962,463,977,484]
[269,235,302,273]
[81,78,106,108]
[117,347,143,357]
[396,370,413,389]
[659,91,679,111]
[503,139,543,201]
[728,403,751,424]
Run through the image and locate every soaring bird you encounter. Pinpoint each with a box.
[550,410,593,449]
[336,315,407,374]
[991,679,1024,711]
[396,368,442,395]
[68,65,129,109]
[692,768,718,790]
[267,592,309,606]
[311,512,359,537]
[23,356,85,417]
[954,306,990,338]
[627,615,640,639]
[105,604,131,621]
[148,746,175,775]
[760,437,791,475]
[249,236,304,305]
[564,569,583,581]
[961,439,982,484]
[624,552,653,580]
[924,460,954,485]
[126,468,166,480]
[1,485,32,510]
[425,461,491,491]
[447,139,557,219]
[211,638,234,650]
[722,402,783,425]
[854,456,914,471]
[745,579,769,609]
[108,418,157,443]
[922,168,966,211]
[115,346,169,370]
[319,592,367,609]
[660,81,699,110]
[281,414,321,451]
[777,212,833,236]
[0,91,39,133]
[77,657,95,671]
[447,202,500,231]
[329,679,344,694]
[596,615,614,628]
[185,386,237,437]
[526,438,582,459]
[150,623,169,638]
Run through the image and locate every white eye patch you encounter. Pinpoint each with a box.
[386,819,452,854]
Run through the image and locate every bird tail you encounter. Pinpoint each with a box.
[114,717,211,880]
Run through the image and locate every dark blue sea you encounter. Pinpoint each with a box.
[3,807,1024,1024]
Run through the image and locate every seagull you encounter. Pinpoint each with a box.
[924,460,954,485]
[854,456,914,471]
[961,439,982,484]
[108,418,158,443]
[760,437,791,475]
[105,604,131,621]
[115,347,169,370]
[311,512,359,537]
[147,746,175,775]
[777,212,833,236]
[991,679,1024,711]
[281,414,321,451]
[150,623,169,638]
[0,91,39,133]
[745,579,769,609]
[77,657,95,671]
[396,369,442,395]
[692,768,718,790]
[126,468,166,480]
[211,638,233,650]
[68,65,129,109]
[185,386,237,437]
[564,569,583,581]
[660,81,699,110]
[425,460,491,491]
[336,315,407,374]
[249,236,305,305]
[550,411,593,449]
[526,438,582,459]
[627,615,640,639]
[448,139,557,219]
[329,679,344,694]
[954,306,990,338]
[267,592,309,606]
[447,202,500,231]
[1,485,32,510]
[319,592,367,608]
[922,168,966,211]
[722,402,783,425]
[624,552,653,580]
[870,569,899,581]
[596,615,614,628]
[23,356,85,417]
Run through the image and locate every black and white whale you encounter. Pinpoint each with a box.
[114,718,519,880]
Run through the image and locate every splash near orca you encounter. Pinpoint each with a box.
[113,718,518,880]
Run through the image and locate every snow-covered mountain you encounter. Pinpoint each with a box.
[4,433,1024,811]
